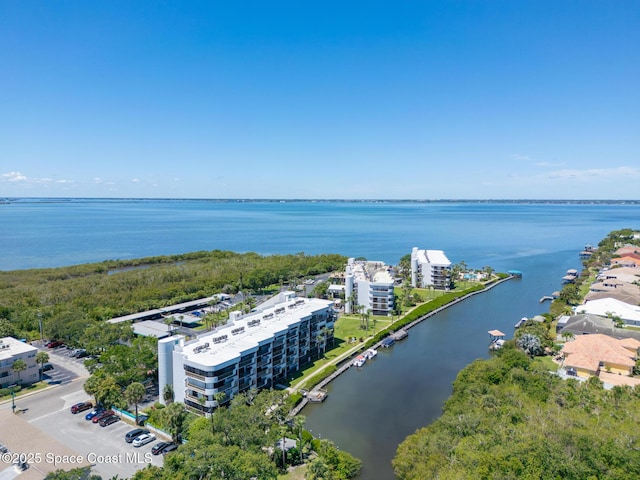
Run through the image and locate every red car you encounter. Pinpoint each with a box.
[92,410,115,423]
[46,340,64,348]
[70,402,93,414]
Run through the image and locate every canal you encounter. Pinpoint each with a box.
[303,249,579,479]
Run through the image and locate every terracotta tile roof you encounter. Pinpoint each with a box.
[562,334,637,372]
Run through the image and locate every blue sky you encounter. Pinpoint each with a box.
[1,1,638,200]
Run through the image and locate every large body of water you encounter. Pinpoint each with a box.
[2,198,639,478]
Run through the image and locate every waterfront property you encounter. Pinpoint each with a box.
[410,247,451,290]
[158,291,335,415]
[344,258,395,316]
[575,297,640,326]
[0,337,39,388]
[561,334,640,378]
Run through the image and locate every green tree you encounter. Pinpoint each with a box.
[162,383,174,404]
[44,467,102,480]
[165,401,188,442]
[12,358,27,385]
[36,351,49,381]
[124,381,147,425]
[0,318,16,338]
[84,372,122,408]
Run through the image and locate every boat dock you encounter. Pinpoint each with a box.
[390,329,408,341]
[539,295,554,303]
[305,389,328,403]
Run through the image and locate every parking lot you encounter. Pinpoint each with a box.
[1,360,165,479]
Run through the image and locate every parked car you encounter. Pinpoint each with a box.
[567,367,578,377]
[132,433,156,447]
[46,340,63,348]
[151,441,170,455]
[162,443,178,455]
[71,348,87,358]
[99,415,120,427]
[92,410,115,423]
[0,443,7,454]
[40,363,54,372]
[85,407,105,420]
[70,402,93,414]
[125,428,150,443]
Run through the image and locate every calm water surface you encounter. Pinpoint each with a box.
[2,198,639,478]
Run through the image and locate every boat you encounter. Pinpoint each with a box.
[365,348,377,359]
[353,355,367,367]
[381,337,395,348]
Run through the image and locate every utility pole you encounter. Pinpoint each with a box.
[38,311,44,342]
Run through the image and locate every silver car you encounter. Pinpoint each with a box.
[132,433,156,448]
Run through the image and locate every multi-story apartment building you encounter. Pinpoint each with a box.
[410,247,452,290]
[344,258,395,316]
[0,337,39,388]
[158,292,335,415]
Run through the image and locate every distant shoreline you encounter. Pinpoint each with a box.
[3,197,640,205]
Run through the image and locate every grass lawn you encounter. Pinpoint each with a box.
[532,355,559,372]
[0,381,50,402]
[278,464,308,480]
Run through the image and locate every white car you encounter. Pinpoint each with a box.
[132,433,156,448]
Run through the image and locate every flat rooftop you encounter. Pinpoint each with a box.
[178,296,333,367]
[0,336,37,361]
[419,249,451,266]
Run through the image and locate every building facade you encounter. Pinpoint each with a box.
[0,337,39,388]
[158,292,335,415]
[344,258,395,316]
[410,247,452,290]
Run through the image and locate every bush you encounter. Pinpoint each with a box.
[304,365,337,390]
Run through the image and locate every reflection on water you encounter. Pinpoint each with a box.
[304,250,578,479]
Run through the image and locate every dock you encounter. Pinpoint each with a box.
[390,329,408,341]
[539,295,554,303]
[305,389,328,403]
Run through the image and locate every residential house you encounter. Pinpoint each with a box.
[561,334,640,378]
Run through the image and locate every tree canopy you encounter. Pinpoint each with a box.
[0,251,346,344]
[393,345,640,479]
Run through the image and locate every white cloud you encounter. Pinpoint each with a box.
[1,171,28,182]
[1,171,75,187]
[546,166,639,180]
[94,177,102,184]
[132,178,140,183]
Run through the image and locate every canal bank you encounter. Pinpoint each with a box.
[292,276,514,416]
[303,249,579,480]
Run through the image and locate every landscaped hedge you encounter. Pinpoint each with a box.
[363,284,486,350]
[303,365,337,390]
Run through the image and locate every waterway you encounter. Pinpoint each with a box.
[303,249,578,479]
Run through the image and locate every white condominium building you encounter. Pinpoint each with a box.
[0,337,39,388]
[411,247,452,290]
[158,292,335,415]
[344,258,395,316]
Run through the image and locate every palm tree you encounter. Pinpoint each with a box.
[293,415,306,464]
[162,384,174,404]
[12,359,27,385]
[561,331,575,343]
[35,351,49,381]
[124,381,146,425]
